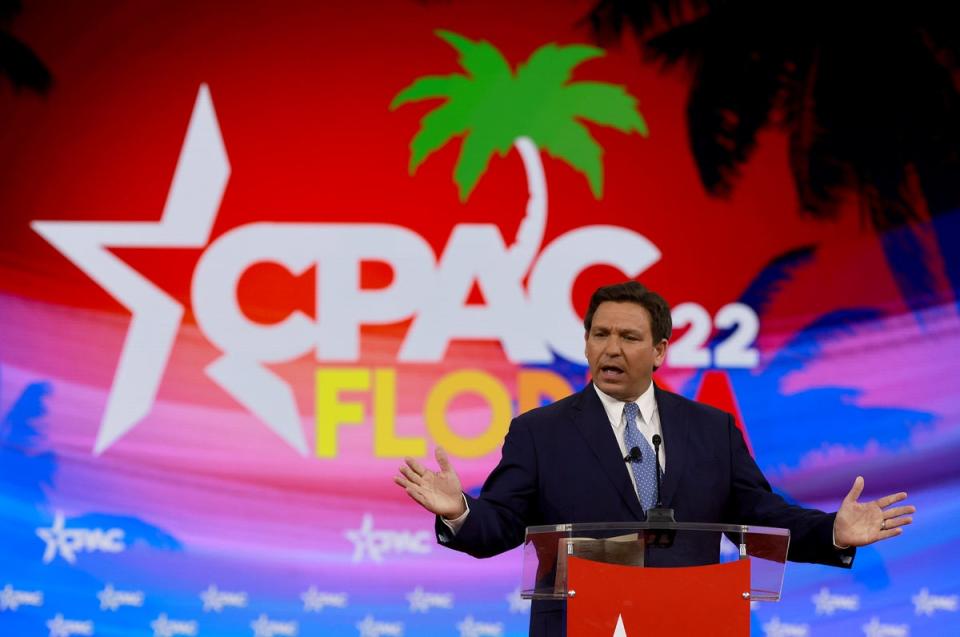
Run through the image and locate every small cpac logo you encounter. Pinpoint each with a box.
[356,615,403,637]
[0,584,43,611]
[407,586,453,613]
[761,616,809,637]
[811,587,859,615]
[344,514,431,563]
[912,588,958,616]
[200,584,247,612]
[150,614,198,637]
[301,586,347,612]
[457,615,503,637]
[250,614,298,637]
[505,587,530,614]
[46,614,94,637]
[98,584,144,611]
[862,617,909,637]
[36,511,125,564]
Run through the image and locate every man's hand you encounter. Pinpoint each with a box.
[834,476,915,547]
[394,447,467,520]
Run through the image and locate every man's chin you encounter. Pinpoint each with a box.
[595,380,631,401]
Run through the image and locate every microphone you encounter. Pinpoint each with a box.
[644,432,677,547]
[652,434,664,507]
[624,446,642,463]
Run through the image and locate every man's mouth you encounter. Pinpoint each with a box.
[600,365,624,378]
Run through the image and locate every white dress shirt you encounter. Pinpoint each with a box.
[593,381,665,501]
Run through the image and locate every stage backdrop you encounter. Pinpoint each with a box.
[2,2,958,636]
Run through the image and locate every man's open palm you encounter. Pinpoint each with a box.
[834,476,915,547]
[395,447,467,520]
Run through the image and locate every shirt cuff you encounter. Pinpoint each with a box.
[832,526,850,550]
[440,494,470,535]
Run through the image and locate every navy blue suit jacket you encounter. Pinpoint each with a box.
[436,384,854,635]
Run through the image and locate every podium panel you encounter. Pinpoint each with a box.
[566,557,751,636]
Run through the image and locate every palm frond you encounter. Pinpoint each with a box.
[436,30,512,81]
[389,74,470,110]
[517,43,604,87]
[453,132,502,201]
[407,100,472,173]
[538,119,604,198]
[685,46,783,195]
[0,31,52,93]
[559,82,648,135]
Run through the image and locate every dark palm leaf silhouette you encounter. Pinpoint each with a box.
[585,1,960,317]
[585,0,960,228]
[1,0,51,93]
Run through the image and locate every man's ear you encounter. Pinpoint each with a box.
[654,339,668,367]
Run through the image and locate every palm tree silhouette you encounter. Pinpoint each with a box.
[1,0,51,94]
[585,1,960,313]
[391,30,648,275]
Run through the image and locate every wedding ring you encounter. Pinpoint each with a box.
[881,519,886,531]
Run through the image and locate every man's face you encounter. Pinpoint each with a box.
[584,301,668,402]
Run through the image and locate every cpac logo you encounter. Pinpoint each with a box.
[36,511,125,564]
[46,614,94,637]
[301,587,347,612]
[811,587,859,615]
[407,586,453,613]
[345,514,431,563]
[457,616,503,637]
[251,614,298,637]
[912,588,958,616]
[31,84,667,458]
[200,584,248,612]
[150,613,198,637]
[0,584,43,611]
[356,615,403,637]
[862,617,909,637]
[98,584,144,611]
[505,587,530,614]
[761,617,809,637]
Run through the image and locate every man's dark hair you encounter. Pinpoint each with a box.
[583,281,673,342]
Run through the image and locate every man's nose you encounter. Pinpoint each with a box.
[603,335,622,354]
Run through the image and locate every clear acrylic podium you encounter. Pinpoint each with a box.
[521,522,790,636]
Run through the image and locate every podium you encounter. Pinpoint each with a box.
[520,522,790,636]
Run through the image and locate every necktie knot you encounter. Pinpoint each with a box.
[624,402,639,423]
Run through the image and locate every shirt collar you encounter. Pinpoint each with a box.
[593,381,658,426]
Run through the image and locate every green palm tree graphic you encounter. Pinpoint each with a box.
[391,30,648,274]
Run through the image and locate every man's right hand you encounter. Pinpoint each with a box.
[394,447,467,520]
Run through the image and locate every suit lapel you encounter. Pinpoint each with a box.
[572,384,646,521]
[655,384,688,508]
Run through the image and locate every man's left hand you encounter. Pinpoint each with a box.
[834,476,915,547]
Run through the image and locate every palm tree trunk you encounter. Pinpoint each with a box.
[509,136,547,276]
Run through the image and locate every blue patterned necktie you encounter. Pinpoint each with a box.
[623,402,658,511]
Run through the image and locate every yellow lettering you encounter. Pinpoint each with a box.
[315,368,369,458]
[425,370,511,458]
[373,368,426,457]
[517,370,573,415]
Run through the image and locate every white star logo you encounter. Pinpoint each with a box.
[32,84,307,455]
[1,584,43,611]
[300,586,347,612]
[505,587,530,614]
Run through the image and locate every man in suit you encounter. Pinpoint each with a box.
[395,282,914,635]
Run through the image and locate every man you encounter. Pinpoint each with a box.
[395,282,914,635]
